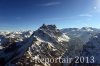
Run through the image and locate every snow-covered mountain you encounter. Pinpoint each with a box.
[0,30,33,48]
[0,24,70,66]
[61,27,100,44]
[0,25,100,66]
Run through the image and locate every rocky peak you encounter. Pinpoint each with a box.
[34,24,63,38]
[81,27,94,31]
[40,24,57,30]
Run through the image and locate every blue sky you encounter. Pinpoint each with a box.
[0,0,100,31]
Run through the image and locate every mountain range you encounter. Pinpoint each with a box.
[0,24,100,66]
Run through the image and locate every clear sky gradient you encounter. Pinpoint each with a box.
[0,0,100,31]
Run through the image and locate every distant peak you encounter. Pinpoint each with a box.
[81,27,93,30]
[40,24,57,30]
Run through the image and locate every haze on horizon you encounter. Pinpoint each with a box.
[0,0,100,31]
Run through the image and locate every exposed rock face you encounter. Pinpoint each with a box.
[23,24,70,66]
